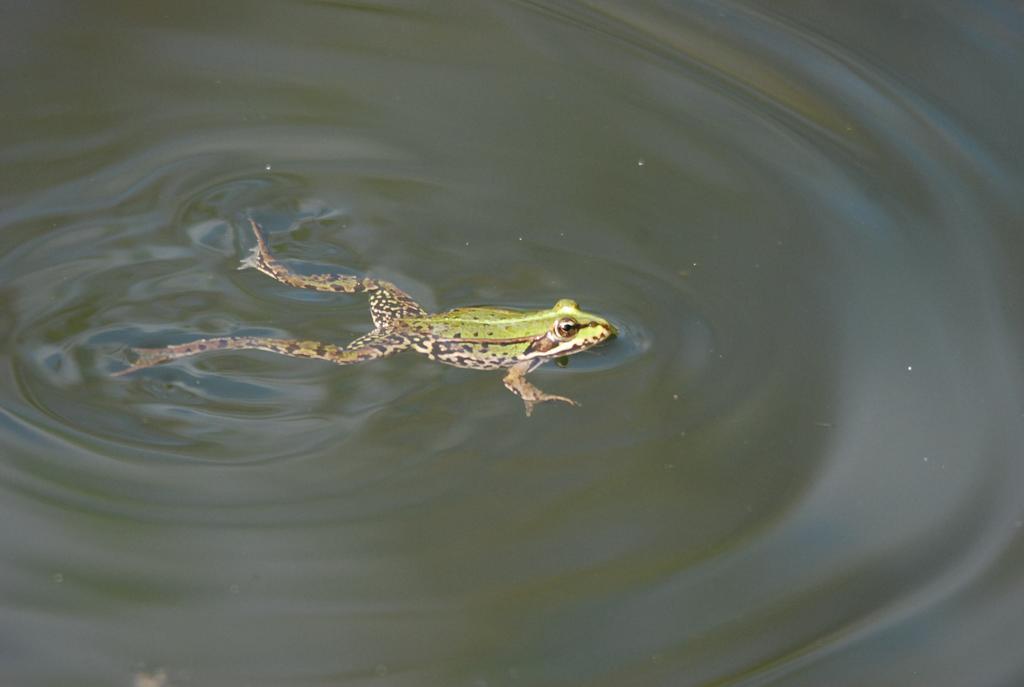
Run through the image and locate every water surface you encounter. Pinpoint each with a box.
[2,2,1023,686]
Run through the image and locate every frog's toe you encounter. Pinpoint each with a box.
[111,347,172,376]
[521,394,579,416]
[238,246,260,271]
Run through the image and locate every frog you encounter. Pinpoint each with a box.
[115,220,616,415]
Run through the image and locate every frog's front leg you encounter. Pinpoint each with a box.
[501,360,579,417]
[113,331,408,376]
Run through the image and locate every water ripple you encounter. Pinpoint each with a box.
[1,2,1022,685]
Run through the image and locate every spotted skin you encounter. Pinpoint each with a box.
[112,332,406,375]
[116,220,616,414]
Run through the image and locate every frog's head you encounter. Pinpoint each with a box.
[523,299,617,361]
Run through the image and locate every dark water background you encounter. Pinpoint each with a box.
[2,2,1023,686]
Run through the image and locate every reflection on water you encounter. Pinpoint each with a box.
[2,2,1023,685]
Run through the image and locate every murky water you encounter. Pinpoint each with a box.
[2,2,1023,686]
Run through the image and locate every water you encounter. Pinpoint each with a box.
[2,2,1023,686]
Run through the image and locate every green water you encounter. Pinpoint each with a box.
[2,2,1023,686]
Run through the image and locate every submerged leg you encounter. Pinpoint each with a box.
[113,331,409,376]
[501,360,579,417]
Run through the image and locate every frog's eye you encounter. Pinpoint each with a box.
[554,317,579,339]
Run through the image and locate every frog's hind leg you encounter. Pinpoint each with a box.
[240,219,427,326]
[113,331,410,376]
[239,219,374,294]
[501,360,579,417]
[368,284,426,329]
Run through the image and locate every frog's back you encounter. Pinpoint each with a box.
[396,306,547,370]
[413,306,548,340]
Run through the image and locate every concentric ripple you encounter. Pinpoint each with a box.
[1,2,1022,686]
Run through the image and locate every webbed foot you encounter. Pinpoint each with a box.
[111,347,178,376]
[502,362,580,417]
[237,244,260,271]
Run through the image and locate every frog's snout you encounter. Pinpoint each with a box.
[589,319,617,340]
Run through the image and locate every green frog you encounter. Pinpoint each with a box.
[115,220,616,415]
